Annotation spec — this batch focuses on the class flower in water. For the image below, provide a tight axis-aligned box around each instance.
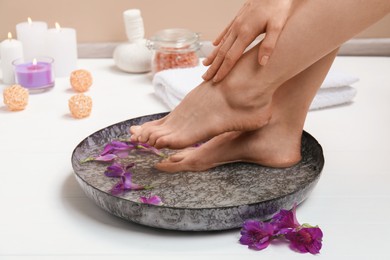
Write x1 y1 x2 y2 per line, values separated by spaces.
285 226 323 254
272 204 300 235
139 194 162 205
100 141 136 158
80 140 165 163
133 142 165 157
104 162 135 177
110 172 147 195
239 220 275 250
94 153 118 162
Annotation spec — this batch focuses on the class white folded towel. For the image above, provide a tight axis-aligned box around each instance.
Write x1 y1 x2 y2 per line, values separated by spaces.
153 64 359 111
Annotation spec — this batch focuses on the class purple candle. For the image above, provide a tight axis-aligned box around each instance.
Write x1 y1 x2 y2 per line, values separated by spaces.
13 57 54 91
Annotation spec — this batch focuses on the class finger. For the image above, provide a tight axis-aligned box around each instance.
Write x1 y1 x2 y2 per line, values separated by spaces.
202 34 237 81
212 36 254 82
203 42 221 66
258 22 284 66
204 28 233 66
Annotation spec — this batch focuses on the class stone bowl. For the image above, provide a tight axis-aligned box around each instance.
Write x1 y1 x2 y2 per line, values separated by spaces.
71 112 324 231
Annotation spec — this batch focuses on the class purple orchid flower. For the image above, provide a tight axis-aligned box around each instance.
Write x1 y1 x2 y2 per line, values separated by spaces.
93 153 118 162
139 195 162 205
285 226 323 254
272 204 300 235
100 141 136 159
132 142 165 157
239 220 275 250
104 162 135 177
81 140 165 163
110 172 147 195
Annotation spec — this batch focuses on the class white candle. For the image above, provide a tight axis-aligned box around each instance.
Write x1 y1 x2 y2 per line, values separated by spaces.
16 17 48 60
45 22 77 77
1 32 24 84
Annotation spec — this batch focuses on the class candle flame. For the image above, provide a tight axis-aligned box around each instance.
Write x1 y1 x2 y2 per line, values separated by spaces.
8 32 12 40
28 17 32 24
55 22 61 31
32 59 37 66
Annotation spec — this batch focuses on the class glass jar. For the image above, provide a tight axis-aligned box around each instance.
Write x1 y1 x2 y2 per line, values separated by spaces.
147 28 201 74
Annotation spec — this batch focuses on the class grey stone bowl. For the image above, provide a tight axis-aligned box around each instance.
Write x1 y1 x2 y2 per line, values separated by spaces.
71 112 324 231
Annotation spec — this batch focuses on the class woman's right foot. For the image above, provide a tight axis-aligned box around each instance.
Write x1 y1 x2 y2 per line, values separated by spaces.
130 43 275 149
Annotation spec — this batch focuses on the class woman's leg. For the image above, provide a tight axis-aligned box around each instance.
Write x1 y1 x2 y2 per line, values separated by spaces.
156 49 339 172
130 0 390 149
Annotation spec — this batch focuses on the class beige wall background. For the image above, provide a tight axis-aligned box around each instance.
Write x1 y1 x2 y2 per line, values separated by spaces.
1 0 389 43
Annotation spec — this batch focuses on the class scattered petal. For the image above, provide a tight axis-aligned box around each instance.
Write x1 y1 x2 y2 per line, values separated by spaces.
94 154 117 162
104 162 125 177
122 172 145 190
100 141 135 156
115 150 130 158
110 182 125 196
140 195 162 205
134 142 166 157
110 172 146 195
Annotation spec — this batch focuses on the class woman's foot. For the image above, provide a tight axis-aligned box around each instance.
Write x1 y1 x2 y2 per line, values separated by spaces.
130 44 275 149
155 122 302 172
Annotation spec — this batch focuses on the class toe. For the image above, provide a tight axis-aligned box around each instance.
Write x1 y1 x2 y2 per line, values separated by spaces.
148 129 171 147
138 124 162 143
129 125 142 141
155 161 186 173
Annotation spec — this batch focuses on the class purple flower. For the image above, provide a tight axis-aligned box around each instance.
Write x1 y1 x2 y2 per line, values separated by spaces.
94 153 118 162
110 172 147 195
81 140 165 163
239 220 275 250
104 162 135 177
100 141 136 159
133 142 165 157
272 204 300 235
139 195 162 205
285 227 323 254
100 141 134 155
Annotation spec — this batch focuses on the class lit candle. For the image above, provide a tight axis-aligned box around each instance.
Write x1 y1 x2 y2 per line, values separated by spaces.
16 17 48 60
45 22 77 77
13 57 54 91
1 32 23 84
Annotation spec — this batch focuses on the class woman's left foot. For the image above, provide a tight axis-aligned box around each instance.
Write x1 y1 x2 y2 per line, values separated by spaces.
155 121 302 172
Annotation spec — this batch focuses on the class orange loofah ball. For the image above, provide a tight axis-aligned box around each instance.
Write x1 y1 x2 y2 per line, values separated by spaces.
68 94 92 119
70 69 93 92
3 84 29 111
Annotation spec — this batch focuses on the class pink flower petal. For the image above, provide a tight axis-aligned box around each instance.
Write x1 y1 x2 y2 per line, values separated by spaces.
140 195 162 205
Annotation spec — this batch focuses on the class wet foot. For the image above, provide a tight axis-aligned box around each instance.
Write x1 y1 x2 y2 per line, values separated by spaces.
155 122 302 172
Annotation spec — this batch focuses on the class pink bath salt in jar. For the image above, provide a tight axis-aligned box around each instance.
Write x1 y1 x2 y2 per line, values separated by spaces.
147 28 201 75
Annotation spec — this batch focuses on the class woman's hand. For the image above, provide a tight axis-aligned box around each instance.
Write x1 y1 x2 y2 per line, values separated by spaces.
202 0 293 82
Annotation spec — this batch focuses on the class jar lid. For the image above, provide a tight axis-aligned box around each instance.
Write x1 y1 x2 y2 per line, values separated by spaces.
148 28 200 50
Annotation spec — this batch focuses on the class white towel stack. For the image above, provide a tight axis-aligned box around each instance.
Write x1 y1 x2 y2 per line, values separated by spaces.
153 63 359 111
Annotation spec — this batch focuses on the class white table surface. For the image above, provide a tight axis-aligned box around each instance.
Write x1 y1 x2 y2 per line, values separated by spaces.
0 57 389 260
